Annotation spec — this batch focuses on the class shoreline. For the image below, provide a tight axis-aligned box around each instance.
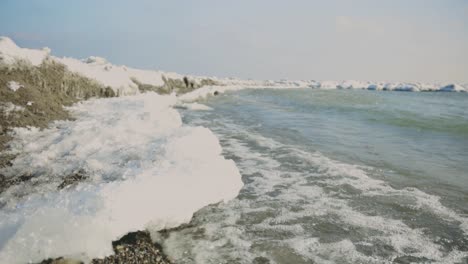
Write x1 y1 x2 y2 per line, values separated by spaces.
0 58 233 263
0 59 219 263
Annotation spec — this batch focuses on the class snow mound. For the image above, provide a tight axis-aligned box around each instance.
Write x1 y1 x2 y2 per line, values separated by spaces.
366 83 382 90
53 56 187 96
439 84 466 92
0 93 243 263
393 83 420 92
0 37 187 95
337 80 368 89
0 37 50 66
318 81 339 89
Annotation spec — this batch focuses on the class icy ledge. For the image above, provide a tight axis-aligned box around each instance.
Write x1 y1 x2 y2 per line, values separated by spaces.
0 93 243 263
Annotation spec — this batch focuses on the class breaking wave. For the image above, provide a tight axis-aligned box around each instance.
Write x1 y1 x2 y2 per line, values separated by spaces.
161 106 468 264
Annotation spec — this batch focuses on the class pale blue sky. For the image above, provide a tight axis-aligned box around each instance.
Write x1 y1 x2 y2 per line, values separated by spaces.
1 0 467 82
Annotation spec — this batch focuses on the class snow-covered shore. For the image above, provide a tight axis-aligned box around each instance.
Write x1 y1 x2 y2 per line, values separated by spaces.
0 93 243 263
1 37 466 94
0 37 246 263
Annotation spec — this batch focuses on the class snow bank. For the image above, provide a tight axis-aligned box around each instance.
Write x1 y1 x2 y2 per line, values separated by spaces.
393 83 420 92
439 84 466 92
366 83 382 90
1 36 465 98
336 80 368 89
309 80 466 92
0 37 187 95
0 37 50 66
53 56 184 95
0 93 243 263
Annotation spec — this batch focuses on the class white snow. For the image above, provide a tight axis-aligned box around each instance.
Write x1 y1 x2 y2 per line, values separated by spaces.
0 37 50 66
6 81 23 92
0 37 186 96
179 85 244 102
366 83 382 90
0 93 243 263
175 102 213 111
0 102 25 116
336 80 368 89
393 83 420 92
1 36 465 95
318 81 339 89
439 83 466 92
54 56 189 95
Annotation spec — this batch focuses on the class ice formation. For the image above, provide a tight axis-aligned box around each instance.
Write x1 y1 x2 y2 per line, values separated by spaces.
0 93 243 263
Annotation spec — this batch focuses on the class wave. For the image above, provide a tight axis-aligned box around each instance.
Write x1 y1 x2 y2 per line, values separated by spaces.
162 112 468 264
0 92 243 263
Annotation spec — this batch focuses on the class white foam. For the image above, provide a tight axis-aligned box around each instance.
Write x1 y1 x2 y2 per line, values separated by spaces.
0 92 243 263
162 115 468 263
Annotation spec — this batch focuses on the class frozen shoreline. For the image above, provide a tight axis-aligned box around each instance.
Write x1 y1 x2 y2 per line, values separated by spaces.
0 93 244 263
1 36 466 96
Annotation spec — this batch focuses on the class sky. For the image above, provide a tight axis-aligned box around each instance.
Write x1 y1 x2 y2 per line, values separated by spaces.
1 0 467 83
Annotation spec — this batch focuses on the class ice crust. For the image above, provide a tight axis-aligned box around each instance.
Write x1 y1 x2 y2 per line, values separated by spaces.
0 93 243 263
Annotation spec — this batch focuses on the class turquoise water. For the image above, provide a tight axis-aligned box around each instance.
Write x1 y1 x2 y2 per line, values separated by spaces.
163 89 468 264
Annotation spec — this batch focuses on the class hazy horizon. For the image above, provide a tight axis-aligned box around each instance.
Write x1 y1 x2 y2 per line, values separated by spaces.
1 0 467 83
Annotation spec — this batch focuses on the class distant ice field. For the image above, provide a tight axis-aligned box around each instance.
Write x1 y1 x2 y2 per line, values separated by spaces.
163 89 468 264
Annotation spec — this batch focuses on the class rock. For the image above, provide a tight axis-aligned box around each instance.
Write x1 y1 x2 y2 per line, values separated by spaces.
91 231 173 264
213 91 219 96
57 169 88 189
253 256 271 264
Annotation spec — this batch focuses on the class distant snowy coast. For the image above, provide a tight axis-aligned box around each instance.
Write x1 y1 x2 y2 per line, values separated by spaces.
0 37 466 96
0 37 467 263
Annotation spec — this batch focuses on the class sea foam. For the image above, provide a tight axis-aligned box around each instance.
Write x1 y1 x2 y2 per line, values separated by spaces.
0 92 243 263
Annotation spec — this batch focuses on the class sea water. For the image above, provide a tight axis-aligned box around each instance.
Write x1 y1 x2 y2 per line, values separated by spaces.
164 89 468 264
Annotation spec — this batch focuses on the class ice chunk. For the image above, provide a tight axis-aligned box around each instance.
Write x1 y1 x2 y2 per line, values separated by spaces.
0 93 243 263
